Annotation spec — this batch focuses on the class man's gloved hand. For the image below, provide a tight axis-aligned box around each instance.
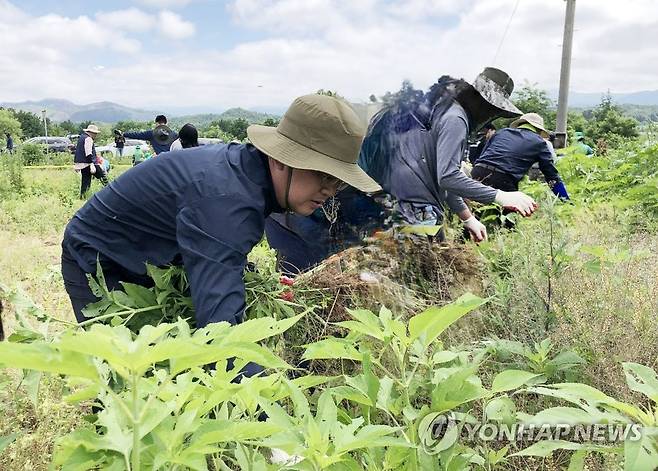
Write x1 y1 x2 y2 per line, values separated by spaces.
462 215 487 242
550 181 570 200
89 163 96 174
494 190 538 217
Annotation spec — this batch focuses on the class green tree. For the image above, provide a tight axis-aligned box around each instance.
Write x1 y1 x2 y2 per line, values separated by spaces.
261 117 280 127
228 117 249 141
380 79 422 105
59 120 79 134
511 83 556 130
203 125 233 142
0 109 23 142
585 93 639 146
566 111 588 140
5 109 43 138
114 120 151 133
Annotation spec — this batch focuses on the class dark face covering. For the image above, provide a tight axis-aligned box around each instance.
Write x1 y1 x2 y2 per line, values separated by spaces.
456 88 504 132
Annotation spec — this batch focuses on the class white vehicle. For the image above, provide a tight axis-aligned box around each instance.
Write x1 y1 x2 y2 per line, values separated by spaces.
198 138 224 146
96 139 151 157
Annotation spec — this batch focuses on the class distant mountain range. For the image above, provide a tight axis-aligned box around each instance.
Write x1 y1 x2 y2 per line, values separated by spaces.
0 99 279 125
547 90 658 107
3 90 658 125
0 99 162 122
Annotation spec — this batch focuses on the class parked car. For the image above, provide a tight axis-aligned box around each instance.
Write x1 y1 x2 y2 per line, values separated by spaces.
24 136 74 153
96 139 151 158
198 138 224 146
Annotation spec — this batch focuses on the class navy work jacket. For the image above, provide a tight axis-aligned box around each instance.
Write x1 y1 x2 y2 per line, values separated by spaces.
124 128 179 154
475 128 561 183
62 143 282 327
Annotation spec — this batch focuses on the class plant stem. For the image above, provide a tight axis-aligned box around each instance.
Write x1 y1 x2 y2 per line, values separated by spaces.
77 305 163 328
131 372 141 471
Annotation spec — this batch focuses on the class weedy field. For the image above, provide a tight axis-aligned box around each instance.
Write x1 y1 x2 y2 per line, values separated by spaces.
0 144 657 470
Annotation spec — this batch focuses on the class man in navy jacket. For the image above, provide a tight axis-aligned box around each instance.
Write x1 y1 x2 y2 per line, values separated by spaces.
123 115 178 154
472 112 570 199
61 95 380 332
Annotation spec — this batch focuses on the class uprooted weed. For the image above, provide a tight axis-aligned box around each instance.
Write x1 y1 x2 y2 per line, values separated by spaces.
279 234 487 376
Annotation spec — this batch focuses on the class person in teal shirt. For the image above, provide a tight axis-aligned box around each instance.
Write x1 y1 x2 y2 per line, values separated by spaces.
574 131 594 156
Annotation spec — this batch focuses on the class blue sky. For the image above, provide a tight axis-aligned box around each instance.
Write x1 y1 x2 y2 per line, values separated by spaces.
1 0 656 114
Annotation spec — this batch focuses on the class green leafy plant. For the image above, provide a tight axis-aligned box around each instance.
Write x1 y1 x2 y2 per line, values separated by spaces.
514 363 658 470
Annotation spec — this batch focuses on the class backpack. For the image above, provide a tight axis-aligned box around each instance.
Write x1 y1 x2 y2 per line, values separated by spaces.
358 76 468 206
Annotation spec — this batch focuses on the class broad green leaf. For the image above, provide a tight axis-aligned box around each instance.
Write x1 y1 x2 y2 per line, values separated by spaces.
7 328 43 343
0 433 18 454
409 294 487 349
120 282 158 307
0 342 98 379
513 440 614 457
624 434 658 471
334 321 385 341
622 362 658 403
330 385 372 407
568 450 587 471
399 225 441 236
65 384 101 403
194 421 281 445
170 342 290 375
491 370 542 393
22 369 42 407
432 351 459 365
431 367 488 413
335 424 405 453
484 396 516 425
302 338 361 362
523 406 604 425
222 314 303 343
342 308 384 340
363 354 380 408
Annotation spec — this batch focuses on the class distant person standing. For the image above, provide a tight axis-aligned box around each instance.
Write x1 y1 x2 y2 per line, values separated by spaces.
169 123 199 151
122 115 178 155
74 125 109 198
5 133 13 153
114 130 126 157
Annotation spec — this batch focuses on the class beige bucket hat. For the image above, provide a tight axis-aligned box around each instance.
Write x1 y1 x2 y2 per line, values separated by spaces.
83 124 100 134
247 94 381 193
511 112 549 136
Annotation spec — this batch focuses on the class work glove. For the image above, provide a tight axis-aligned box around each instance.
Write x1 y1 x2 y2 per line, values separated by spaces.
494 191 537 217
89 163 96 174
462 215 487 242
550 181 570 200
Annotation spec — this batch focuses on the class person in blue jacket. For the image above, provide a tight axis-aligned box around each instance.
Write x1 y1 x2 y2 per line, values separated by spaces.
61 94 380 335
122 114 178 154
472 112 570 199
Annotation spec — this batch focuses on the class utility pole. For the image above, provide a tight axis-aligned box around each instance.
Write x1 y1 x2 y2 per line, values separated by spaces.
41 109 48 140
554 0 576 149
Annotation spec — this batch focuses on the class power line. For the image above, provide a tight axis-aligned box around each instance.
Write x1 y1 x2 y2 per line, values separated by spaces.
491 0 522 65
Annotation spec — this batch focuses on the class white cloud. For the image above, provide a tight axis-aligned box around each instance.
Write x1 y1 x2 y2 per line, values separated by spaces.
157 10 196 39
96 7 156 32
0 0 656 111
137 0 196 8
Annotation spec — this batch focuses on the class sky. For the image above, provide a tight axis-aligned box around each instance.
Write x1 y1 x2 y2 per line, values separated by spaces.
0 0 656 114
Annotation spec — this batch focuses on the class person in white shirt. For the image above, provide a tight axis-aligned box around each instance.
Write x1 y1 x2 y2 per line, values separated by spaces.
169 123 199 151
